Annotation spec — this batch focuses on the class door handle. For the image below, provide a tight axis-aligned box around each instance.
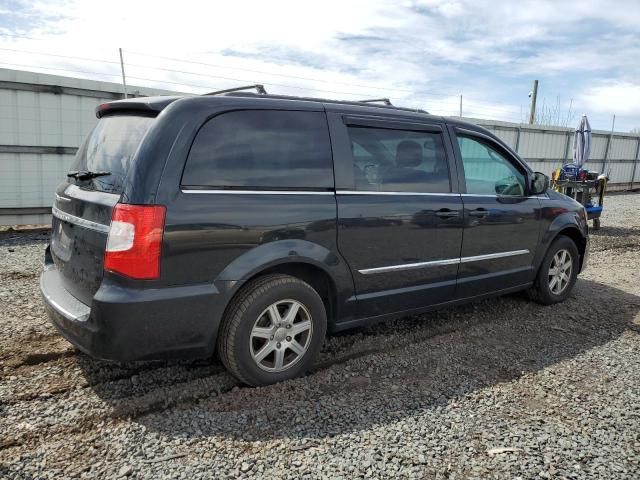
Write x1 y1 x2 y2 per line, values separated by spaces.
435 208 460 218
468 208 489 217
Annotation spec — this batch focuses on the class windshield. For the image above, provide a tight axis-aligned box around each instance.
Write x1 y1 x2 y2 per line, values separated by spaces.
70 115 155 193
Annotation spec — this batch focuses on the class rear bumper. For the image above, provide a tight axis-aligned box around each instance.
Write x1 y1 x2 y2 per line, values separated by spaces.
40 266 228 361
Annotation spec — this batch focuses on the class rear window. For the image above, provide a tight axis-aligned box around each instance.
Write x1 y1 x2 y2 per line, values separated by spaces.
182 110 333 189
70 115 154 193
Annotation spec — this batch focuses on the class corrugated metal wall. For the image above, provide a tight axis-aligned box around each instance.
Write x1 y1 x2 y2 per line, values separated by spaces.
0 68 178 226
469 118 640 188
1 68 639 226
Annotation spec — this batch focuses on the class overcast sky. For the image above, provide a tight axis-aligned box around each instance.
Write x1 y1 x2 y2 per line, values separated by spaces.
1 0 639 131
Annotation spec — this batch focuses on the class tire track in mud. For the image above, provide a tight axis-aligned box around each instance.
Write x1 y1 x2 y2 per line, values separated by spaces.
0 293 565 456
0 307 470 453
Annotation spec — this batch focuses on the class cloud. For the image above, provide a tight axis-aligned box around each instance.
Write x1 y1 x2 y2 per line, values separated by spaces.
0 0 638 129
580 82 640 116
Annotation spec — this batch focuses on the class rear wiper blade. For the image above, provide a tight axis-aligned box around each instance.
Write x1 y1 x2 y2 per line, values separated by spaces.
67 170 111 180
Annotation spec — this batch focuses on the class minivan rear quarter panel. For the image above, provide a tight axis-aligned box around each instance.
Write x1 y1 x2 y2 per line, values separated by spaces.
151 98 356 321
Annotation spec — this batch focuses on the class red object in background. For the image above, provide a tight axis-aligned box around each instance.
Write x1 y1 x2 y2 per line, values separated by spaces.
578 170 587 182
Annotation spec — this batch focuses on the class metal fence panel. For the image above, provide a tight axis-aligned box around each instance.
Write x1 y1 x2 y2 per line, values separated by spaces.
607 160 635 184
518 130 566 159
609 137 638 159
484 127 519 150
589 135 608 160
0 67 178 225
0 152 76 208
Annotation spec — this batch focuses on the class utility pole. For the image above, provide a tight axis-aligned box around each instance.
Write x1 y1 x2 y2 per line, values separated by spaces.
119 48 128 99
459 94 462 117
528 79 538 124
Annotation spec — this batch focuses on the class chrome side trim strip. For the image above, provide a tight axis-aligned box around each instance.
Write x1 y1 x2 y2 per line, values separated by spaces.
458 249 530 263
460 193 549 200
338 190 460 197
51 206 110 234
180 189 549 199
359 258 460 275
181 189 334 195
358 249 530 275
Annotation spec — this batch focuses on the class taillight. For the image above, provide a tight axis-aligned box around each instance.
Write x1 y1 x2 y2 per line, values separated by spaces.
104 204 166 279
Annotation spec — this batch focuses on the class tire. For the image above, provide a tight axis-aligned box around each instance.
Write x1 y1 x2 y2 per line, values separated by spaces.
593 218 601 230
527 236 579 305
217 274 327 386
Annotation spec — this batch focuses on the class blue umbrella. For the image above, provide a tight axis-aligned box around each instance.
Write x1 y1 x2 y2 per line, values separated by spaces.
573 114 592 168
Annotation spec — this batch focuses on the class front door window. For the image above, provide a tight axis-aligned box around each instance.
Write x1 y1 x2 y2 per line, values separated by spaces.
457 136 525 196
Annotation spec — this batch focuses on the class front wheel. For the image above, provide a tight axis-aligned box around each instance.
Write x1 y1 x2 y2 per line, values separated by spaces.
528 236 579 305
218 274 327 386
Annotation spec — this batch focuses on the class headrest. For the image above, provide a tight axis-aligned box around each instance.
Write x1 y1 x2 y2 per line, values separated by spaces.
396 140 422 167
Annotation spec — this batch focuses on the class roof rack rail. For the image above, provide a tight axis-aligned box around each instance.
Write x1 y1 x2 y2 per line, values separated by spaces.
203 84 267 96
210 90 428 114
358 98 393 106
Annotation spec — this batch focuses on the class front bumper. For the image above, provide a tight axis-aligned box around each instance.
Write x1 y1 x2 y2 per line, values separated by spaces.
40 266 228 361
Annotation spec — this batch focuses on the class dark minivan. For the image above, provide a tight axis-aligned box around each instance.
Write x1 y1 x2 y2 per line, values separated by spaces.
41 89 589 386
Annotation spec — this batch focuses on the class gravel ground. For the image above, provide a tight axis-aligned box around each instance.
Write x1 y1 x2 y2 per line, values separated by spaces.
1 194 639 479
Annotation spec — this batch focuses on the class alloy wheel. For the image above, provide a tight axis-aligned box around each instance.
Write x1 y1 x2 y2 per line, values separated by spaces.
249 299 313 372
548 248 573 295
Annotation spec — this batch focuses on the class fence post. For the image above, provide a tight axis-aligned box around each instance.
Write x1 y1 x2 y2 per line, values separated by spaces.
515 126 521 153
631 137 640 191
602 133 613 174
563 130 571 166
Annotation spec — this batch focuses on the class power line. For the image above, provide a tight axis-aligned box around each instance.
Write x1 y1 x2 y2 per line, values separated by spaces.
0 52 525 118
0 61 367 98
0 43 525 111
122 61 380 97
0 41 483 99
125 49 422 95
125 49 493 99
0 47 121 66
0 61 122 79
0 33 602 118
0 60 526 116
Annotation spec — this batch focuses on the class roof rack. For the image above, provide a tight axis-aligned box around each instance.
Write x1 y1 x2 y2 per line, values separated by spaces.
358 98 393 106
217 90 428 114
203 84 267 96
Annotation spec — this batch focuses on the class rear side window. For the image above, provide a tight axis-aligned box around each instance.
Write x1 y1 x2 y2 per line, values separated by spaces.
71 115 155 193
346 126 451 193
182 110 333 189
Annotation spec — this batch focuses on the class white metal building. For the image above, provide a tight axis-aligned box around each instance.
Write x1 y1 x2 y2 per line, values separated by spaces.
0 68 178 226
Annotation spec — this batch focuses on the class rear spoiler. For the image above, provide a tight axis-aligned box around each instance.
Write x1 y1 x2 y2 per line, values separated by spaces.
96 96 183 118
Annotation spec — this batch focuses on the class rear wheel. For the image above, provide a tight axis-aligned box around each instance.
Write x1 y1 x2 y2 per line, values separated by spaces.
218 274 326 386
528 236 579 305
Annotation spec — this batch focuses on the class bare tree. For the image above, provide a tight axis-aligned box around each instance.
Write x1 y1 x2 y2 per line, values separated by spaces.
527 96 576 127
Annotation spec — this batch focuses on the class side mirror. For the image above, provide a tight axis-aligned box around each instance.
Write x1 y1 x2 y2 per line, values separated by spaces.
530 172 550 195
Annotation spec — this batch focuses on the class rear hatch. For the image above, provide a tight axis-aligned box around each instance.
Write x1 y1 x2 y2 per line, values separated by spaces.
50 114 155 305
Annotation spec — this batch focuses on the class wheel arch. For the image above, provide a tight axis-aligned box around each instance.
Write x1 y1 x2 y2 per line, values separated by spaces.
541 224 587 273
242 262 337 326
214 240 354 332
